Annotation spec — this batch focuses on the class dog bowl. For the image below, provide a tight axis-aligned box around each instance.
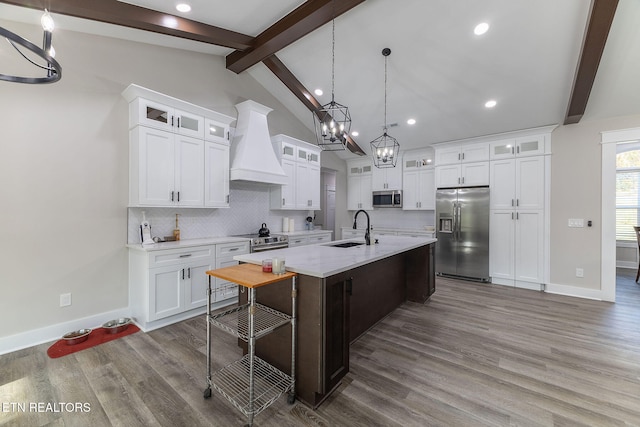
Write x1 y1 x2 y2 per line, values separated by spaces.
62 328 92 345
102 317 131 334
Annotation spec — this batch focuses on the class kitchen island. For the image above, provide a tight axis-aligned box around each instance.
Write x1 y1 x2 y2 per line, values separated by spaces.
233 235 436 408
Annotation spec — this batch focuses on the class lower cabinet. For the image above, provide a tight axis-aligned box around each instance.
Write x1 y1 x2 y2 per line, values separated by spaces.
490 209 544 288
129 241 249 330
287 232 332 247
323 272 351 397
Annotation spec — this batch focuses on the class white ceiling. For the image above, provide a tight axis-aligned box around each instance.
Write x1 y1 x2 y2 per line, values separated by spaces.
3 0 639 160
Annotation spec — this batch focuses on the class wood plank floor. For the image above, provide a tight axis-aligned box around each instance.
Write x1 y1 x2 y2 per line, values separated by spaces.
2 273 640 426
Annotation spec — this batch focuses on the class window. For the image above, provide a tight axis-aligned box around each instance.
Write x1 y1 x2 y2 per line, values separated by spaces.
616 147 640 242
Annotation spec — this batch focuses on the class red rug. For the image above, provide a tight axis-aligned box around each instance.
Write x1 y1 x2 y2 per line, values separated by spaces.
47 325 140 359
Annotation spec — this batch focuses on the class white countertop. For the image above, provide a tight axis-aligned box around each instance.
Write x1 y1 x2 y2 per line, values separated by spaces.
282 229 332 236
127 237 250 252
234 235 436 278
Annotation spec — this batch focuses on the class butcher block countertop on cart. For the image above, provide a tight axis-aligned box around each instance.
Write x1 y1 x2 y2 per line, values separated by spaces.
232 235 437 408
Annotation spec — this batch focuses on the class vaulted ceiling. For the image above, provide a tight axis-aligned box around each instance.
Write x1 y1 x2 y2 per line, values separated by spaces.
2 0 638 160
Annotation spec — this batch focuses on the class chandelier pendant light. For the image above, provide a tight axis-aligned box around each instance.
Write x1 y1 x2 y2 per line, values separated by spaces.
0 9 62 84
313 2 351 151
370 48 400 168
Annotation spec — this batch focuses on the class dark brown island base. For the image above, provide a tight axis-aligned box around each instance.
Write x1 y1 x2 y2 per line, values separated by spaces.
234 236 436 408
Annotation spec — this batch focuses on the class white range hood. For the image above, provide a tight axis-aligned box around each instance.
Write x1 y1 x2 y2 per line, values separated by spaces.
229 100 288 185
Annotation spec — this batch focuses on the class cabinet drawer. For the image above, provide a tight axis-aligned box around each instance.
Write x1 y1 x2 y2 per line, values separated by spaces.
288 236 309 247
149 246 215 268
216 241 250 258
308 233 332 244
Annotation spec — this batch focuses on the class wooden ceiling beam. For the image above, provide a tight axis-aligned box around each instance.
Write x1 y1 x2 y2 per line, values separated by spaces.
226 0 365 74
564 0 619 124
0 0 253 50
263 55 366 155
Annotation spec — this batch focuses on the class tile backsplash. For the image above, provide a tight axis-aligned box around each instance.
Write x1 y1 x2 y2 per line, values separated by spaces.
127 181 309 244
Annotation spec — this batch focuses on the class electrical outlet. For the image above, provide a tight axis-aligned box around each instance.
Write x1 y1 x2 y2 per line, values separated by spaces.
568 219 584 228
576 268 584 278
60 293 72 307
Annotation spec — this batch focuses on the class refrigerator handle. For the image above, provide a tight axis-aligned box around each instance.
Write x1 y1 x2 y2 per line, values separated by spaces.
456 202 462 241
452 202 458 241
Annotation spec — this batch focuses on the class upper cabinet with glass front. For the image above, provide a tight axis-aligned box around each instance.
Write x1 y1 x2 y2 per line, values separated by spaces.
489 134 548 160
131 98 204 139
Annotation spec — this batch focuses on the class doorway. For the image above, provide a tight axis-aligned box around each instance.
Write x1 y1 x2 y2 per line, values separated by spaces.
320 168 337 239
602 127 640 302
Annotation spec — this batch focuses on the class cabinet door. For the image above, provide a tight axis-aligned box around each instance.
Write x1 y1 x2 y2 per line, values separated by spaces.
371 167 387 191
174 109 204 138
490 139 516 160
308 164 321 210
461 162 489 186
288 236 309 247
359 174 373 210
280 140 296 161
137 126 175 206
516 135 545 157
279 159 296 209
148 265 183 321
204 118 229 144
419 168 435 210
204 141 230 208
295 161 311 209
461 143 489 163
490 159 516 209
347 175 360 210
185 261 213 310
515 156 544 210
435 164 461 188
402 171 420 210
137 99 174 132
323 275 350 394
489 210 515 284
515 210 544 283
174 135 204 207
435 146 461 165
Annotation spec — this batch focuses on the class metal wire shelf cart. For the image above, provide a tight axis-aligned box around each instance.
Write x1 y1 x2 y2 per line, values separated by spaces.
204 264 297 427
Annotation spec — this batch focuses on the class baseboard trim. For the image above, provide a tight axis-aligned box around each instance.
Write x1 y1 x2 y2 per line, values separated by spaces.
0 308 131 356
544 282 605 301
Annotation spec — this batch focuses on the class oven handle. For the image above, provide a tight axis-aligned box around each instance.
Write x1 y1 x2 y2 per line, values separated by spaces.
251 244 289 253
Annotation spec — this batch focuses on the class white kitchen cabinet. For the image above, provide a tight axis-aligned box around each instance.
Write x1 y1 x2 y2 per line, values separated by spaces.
435 161 489 188
270 135 321 210
490 156 544 210
490 209 544 287
435 142 489 165
489 134 547 160
347 159 373 211
403 167 435 210
129 240 249 330
372 161 403 191
204 141 230 208
287 231 332 247
129 126 204 207
213 241 250 301
130 97 205 139
123 85 235 209
146 245 215 322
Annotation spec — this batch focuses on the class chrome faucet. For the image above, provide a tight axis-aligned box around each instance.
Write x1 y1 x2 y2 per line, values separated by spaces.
353 209 371 245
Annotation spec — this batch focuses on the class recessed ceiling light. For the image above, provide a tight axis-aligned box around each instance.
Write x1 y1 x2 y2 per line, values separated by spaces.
407 118 416 125
314 89 323 96
351 131 359 137
474 22 490 36
163 16 178 28
176 3 191 13
485 99 497 108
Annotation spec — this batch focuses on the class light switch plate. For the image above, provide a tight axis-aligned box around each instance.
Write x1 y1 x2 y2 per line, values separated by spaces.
60 293 71 307
568 218 584 228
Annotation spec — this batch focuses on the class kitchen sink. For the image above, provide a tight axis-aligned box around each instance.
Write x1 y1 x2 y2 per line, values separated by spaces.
330 242 365 248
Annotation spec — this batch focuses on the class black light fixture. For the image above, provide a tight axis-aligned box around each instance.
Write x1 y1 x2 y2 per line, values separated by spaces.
0 9 62 84
312 1 351 151
370 48 400 168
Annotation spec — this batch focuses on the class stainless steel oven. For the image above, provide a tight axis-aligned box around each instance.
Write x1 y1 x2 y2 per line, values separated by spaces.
232 234 289 252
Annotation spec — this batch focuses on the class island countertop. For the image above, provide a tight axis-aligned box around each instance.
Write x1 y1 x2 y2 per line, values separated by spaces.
234 235 436 278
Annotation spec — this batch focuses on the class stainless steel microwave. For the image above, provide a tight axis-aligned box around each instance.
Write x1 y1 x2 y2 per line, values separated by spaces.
372 190 402 208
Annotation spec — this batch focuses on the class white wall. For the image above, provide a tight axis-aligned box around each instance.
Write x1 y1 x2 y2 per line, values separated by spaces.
549 113 640 292
0 19 320 346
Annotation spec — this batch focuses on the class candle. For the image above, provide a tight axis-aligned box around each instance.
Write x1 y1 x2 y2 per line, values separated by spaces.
272 257 286 274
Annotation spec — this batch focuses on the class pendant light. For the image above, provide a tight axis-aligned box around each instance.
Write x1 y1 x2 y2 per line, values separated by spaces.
0 9 62 84
312 1 351 151
370 48 400 168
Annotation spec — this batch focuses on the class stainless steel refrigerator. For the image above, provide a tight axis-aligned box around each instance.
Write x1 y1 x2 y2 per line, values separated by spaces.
435 186 490 282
